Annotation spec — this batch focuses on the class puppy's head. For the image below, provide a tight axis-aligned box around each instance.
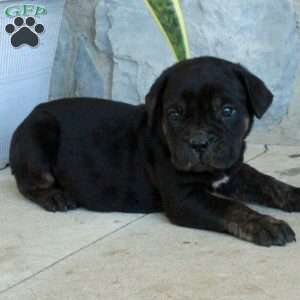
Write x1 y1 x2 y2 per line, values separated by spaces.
146 57 273 172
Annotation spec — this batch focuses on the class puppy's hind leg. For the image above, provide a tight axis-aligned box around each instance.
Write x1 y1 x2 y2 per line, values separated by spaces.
10 110 77 212
17 172 77 212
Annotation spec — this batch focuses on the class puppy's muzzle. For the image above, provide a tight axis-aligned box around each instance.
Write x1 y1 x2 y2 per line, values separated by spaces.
188 132 217 154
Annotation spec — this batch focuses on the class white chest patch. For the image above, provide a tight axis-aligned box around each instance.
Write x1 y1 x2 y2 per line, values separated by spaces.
212 176 230 190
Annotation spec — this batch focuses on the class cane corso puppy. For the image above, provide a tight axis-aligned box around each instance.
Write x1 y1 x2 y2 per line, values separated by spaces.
10 56 300 246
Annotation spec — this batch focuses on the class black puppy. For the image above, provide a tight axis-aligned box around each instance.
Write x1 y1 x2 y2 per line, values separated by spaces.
10 57 300 246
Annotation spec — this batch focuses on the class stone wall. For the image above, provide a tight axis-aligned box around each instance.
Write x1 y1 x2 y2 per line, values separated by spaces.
50 0 300 145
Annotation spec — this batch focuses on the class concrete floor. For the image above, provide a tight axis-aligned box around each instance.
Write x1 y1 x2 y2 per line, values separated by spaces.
1 145 300 300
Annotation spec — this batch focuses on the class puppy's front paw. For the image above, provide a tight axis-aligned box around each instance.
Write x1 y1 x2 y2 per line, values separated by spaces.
229 216 296 247
42 191 77 212
281 187 300 212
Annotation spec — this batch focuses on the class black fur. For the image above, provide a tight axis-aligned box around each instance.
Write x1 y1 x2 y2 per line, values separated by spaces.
10 57 300 246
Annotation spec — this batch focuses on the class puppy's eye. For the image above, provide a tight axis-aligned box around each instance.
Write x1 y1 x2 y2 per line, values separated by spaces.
168 109 184 122
222 105 236 118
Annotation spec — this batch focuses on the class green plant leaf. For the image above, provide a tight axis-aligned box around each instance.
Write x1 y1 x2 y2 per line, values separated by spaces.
145 0 190 61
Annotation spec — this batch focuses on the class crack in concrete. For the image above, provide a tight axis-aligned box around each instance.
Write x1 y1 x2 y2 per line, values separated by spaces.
246 144 269 163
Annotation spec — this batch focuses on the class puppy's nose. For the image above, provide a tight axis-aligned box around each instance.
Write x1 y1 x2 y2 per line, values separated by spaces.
189 135 209 152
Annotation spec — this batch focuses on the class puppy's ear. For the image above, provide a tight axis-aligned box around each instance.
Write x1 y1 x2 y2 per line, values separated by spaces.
145 69 170 127
236 65 273 119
